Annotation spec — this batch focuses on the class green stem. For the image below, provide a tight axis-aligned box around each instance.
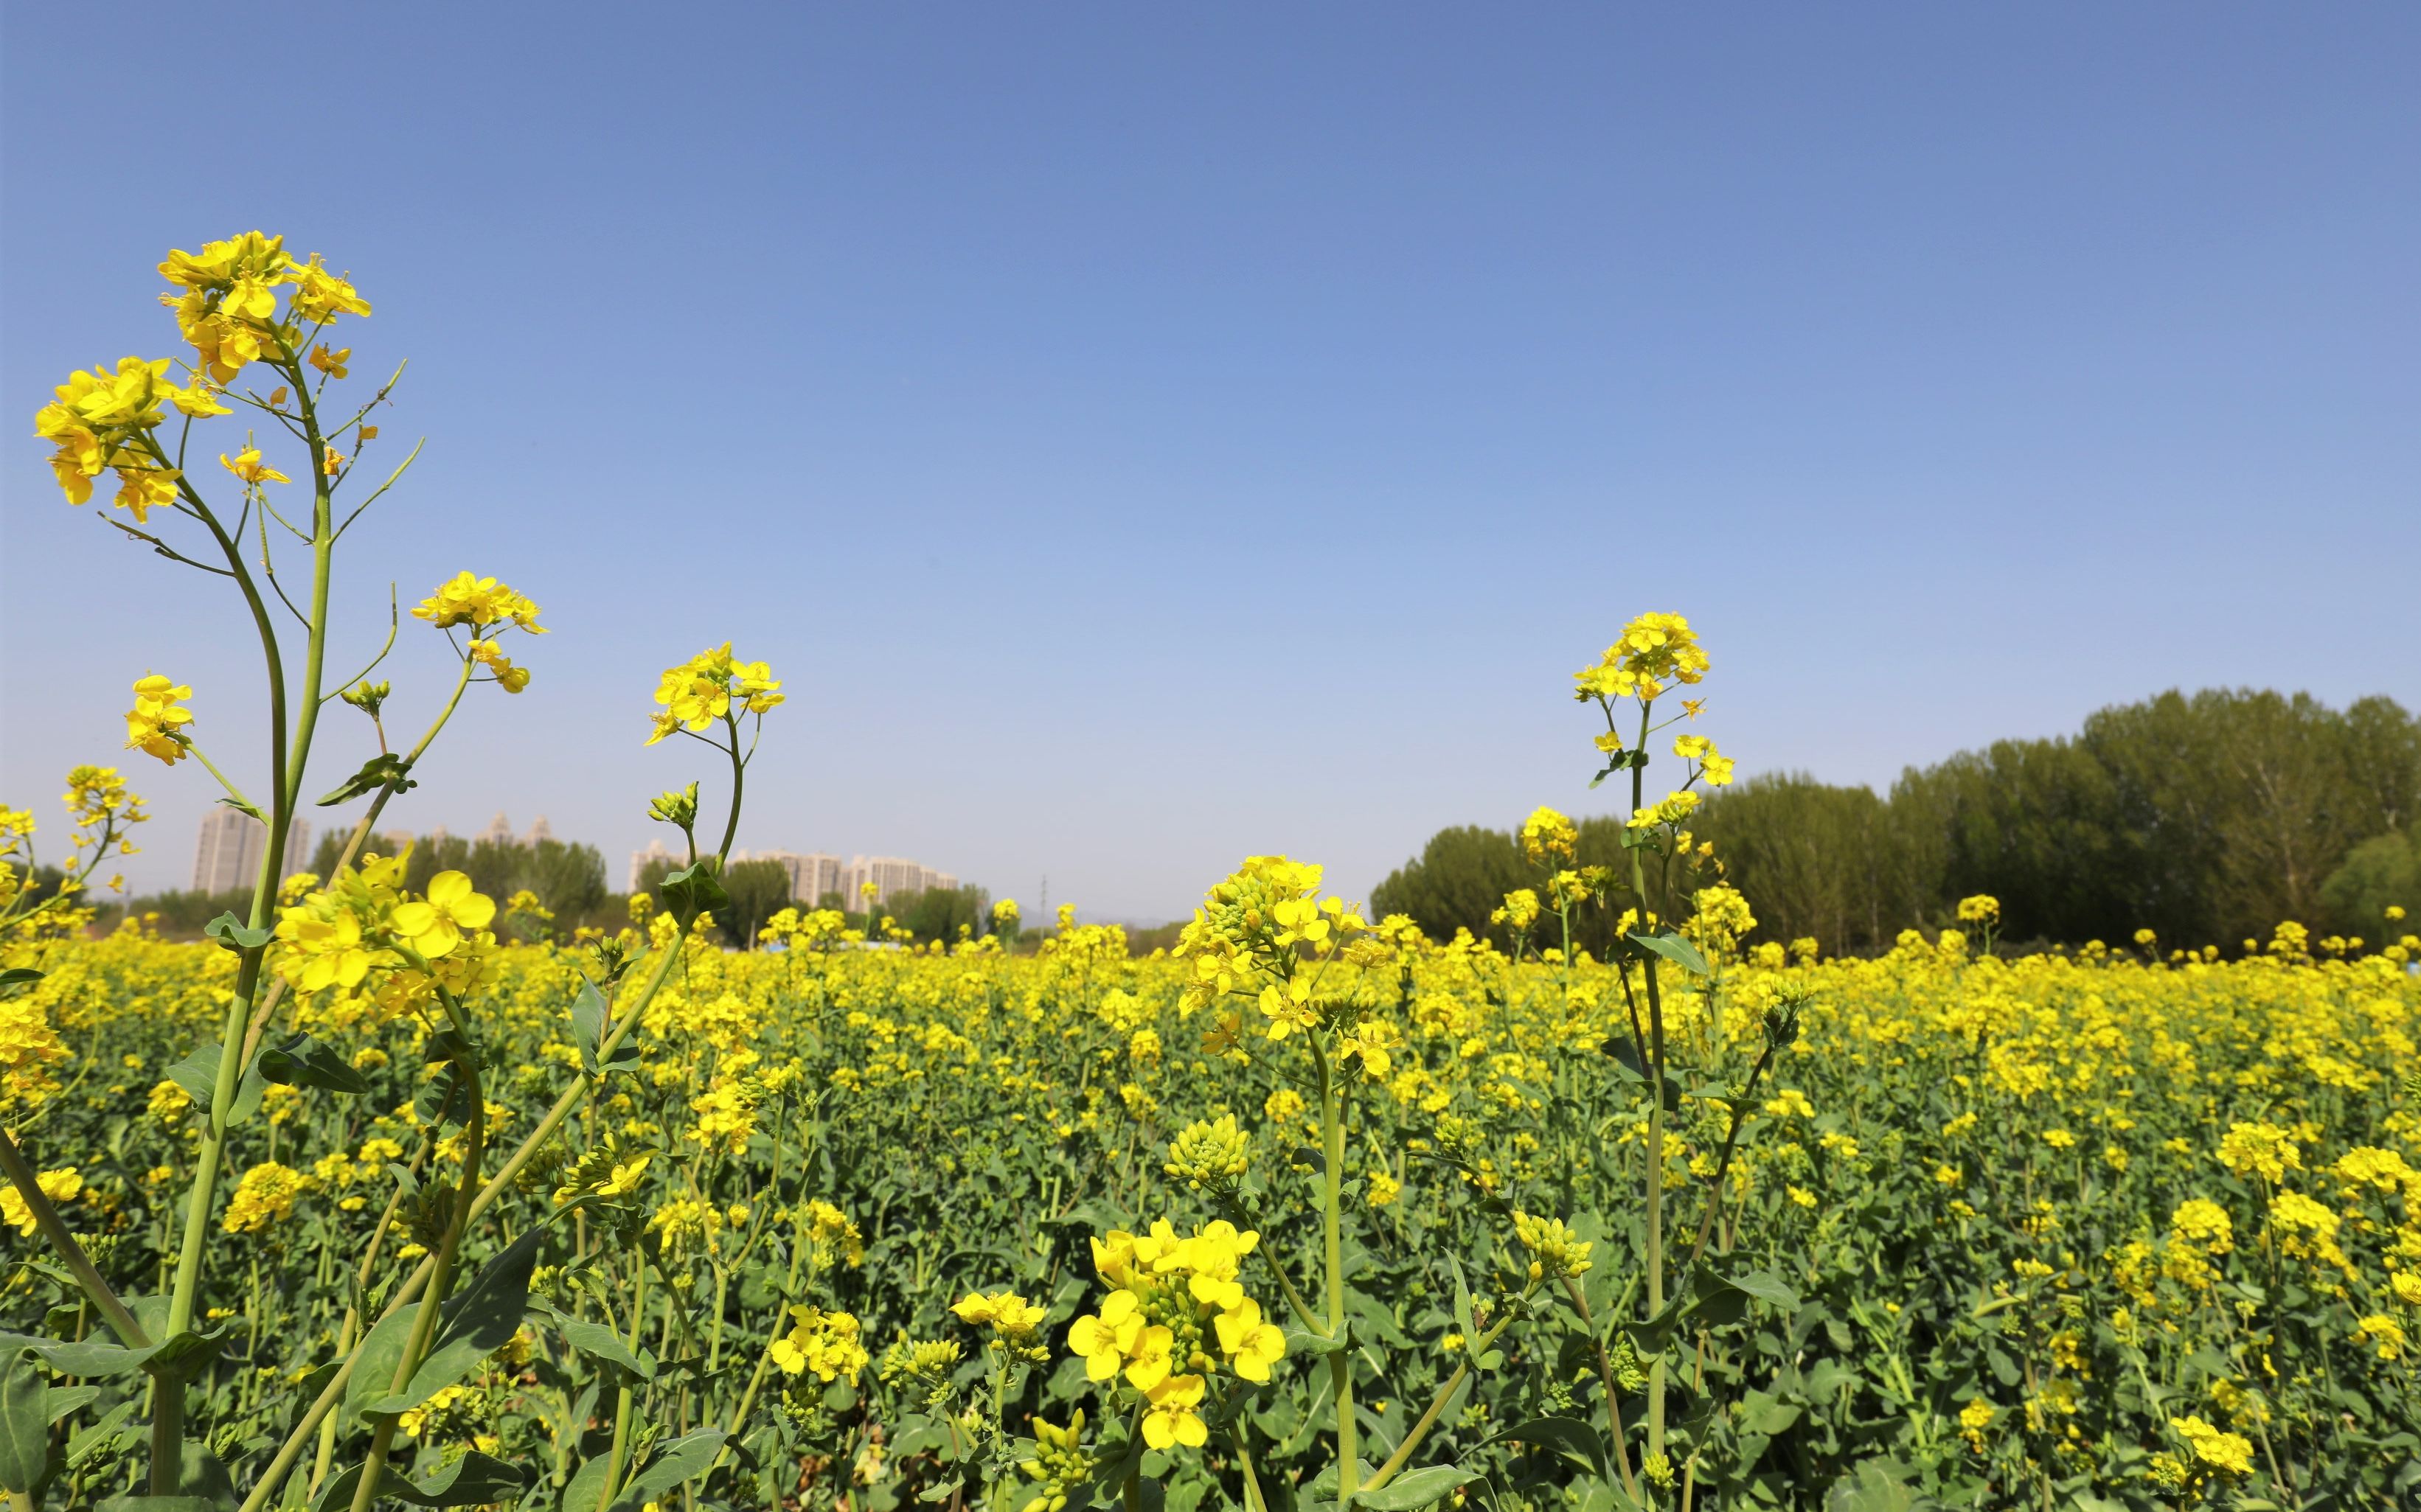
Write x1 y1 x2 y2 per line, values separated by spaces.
1361 1286 1532 1494
597 1255 647 1512
240 656 476 1065
350 1020 484 1512
1314 1041 1358 1506
0 1124 148 1348
1626 698 1670 1460
1563 1275 1640 1499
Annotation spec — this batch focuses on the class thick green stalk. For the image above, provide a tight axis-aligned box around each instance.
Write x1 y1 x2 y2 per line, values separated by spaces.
0 1125 147 1348
597 1255 647 1512
1315 1042 1357 1506
1625 699 1669 1460
350 1037 484 1512
153 450 299 1494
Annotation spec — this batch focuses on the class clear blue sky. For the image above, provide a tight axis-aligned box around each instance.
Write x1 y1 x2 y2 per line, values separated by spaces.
4 4 2416 921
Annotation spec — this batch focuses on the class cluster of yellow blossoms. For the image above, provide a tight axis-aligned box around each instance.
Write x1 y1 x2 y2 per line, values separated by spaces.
951 1289 1051 1362
770 1305 872 1384
271 857 499 1016
411 572 547 692
1068 1219 1286 1449
647 643 784 745
1172 856 1370 1034
1572 611 1708 711
222 1160 309 1236
33 231 370 520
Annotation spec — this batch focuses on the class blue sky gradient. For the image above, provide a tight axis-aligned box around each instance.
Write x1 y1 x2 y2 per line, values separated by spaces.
4 4 2416 919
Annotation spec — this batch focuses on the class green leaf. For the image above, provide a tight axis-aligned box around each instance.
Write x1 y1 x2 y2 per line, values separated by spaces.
166 1043 267 1126
1627 929 1711 978
0 968 41 995
559 1454 614 1512
658 860 730 933
1624 1287 1691 1358
0 1348 49 1494
215 795 265 823
97 1500 223 1511
115 1297 236 1383
256 1031 369 1095
412 1063 472 1130
1727 1269 1800 1312
0 1330 140 1379
371 1229 543 1415
562 1319 656 1382
316 752 415 807
344 1310 417 1425
66 1399 136 1468
1448 1256 1476 1344
1358 1464 1479 1511
313 1452 532 1510
608 1431 728 1512
45 1384 98 1424
1282 1324 1345 1358
572 978 608 1074
1476 1416 1607 1480
201 912 272 952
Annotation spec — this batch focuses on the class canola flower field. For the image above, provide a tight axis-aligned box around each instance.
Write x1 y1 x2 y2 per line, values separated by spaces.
5 229 2421 1512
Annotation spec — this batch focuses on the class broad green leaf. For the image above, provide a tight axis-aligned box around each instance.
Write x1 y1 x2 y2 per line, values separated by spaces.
371 1229 543 1415
165 1043 266 1126
1476 1415 1606 1480
0 1330 140 1379
1358 1464 1479 1511
562 1318 656 1382
66 1399 136 1468
1728 1269 1800 1312
312 1452 531 1510
559 1453 614 1512
0 968 41 994
1623 1288 1690 1358
0 1349 47 1494
1283 1323 1344 1358
608 1431 727 1512
572 977 608 1074
44 1384 97 1423
1627 929 1711 977
256 1031 369 1095
344 1309 417 1424
659 860 730 933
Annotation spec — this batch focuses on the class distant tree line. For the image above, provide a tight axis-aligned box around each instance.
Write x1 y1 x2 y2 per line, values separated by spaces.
310 831 614 933
1370 689 2421 954
628 854 996 950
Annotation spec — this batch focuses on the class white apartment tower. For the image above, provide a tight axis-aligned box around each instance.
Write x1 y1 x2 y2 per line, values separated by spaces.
843 855 959 907
736 850 846 907
627 837 682 893
192 809 313 894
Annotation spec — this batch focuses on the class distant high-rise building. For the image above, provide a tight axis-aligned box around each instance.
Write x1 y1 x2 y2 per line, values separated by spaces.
737 850 845 906
479 812 515 847
525 815 553 844
628 837 681 893
192 809 313 894
842 855 960 908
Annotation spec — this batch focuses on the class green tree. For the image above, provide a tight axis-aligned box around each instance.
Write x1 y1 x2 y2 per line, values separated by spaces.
1367 824 1530 945
2320 826 2421 937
